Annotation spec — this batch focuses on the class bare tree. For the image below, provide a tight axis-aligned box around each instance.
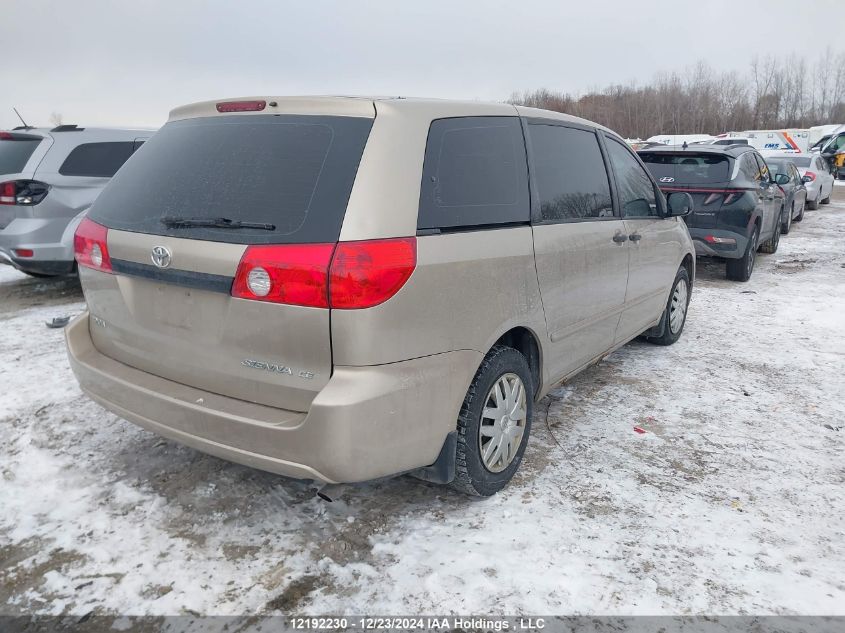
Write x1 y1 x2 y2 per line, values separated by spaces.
508 51 845 138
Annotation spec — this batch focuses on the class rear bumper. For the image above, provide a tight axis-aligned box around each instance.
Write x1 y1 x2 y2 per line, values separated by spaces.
689 228 748 259
0 216 76 275
66 312 481 484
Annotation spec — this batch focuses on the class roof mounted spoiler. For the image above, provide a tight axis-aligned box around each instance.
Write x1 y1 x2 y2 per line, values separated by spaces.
51 124 84 132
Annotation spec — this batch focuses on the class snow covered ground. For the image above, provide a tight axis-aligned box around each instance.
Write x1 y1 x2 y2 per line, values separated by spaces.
2 192 844 618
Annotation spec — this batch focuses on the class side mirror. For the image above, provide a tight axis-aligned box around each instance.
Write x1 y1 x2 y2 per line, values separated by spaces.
802 175 812 184
666 192 693 217
775 173 790 185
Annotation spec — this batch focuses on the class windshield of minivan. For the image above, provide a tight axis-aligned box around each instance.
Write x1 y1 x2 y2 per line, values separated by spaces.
0 137 42 175
89 115 373 245
639 152 731 184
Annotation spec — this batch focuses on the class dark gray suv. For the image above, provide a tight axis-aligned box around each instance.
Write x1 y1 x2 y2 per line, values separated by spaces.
639 144 785 282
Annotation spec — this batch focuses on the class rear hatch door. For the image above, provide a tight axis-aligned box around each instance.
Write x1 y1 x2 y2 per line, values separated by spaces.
639 151 733 229
84 109 374 411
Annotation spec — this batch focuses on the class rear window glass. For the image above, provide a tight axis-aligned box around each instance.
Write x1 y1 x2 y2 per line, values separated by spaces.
89 115 373 245
418 117 529 230
59 142 137 177
0 137 42 175
782 156 811 168
639 153 731 184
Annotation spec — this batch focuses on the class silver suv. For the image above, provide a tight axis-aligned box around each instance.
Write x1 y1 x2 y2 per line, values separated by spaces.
66 97 695 495
0 125 150 276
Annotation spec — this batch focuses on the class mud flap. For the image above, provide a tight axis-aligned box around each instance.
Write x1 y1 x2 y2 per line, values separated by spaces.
408 431 457 484
643 310 667 339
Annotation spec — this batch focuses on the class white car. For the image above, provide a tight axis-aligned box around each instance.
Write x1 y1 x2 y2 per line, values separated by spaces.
762 151 834 209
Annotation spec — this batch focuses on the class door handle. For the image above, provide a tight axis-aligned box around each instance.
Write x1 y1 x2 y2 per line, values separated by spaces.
629 233 642 242
612 232 628 243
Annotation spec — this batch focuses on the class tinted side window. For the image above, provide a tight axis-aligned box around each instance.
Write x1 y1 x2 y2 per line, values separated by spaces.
754 154 770 181
605 137 657 217
528 124 613 221
739 154 760 182
59 142 137 177
418 117 529 230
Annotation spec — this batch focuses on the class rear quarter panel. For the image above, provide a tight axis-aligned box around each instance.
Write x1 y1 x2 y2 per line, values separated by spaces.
331 227 546 367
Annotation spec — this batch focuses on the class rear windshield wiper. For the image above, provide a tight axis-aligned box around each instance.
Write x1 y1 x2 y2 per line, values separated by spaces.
160 216 276 231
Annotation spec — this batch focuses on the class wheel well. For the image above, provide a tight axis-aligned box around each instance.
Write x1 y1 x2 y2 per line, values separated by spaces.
494 327 541 397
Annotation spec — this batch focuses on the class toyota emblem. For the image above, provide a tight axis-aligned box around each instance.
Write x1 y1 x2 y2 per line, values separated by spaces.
151 245 172 269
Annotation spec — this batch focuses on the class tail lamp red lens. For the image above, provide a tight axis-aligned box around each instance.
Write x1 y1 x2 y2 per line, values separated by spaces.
232 243 336 308
232 238 417 309
329 238 416 309
74 218 112 272
216 100 266 113
0 181 15 204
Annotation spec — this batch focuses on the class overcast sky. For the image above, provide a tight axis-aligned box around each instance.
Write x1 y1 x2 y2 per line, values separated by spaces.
1 0 841 130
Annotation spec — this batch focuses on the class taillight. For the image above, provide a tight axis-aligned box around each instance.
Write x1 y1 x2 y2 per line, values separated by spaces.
0 180 50 205
329 238 416 309
804 171 816 182
0 181 14 204
74 218 112 272
703 193 722 205
232 243 335 308
231 237 417 310
216 100 266 113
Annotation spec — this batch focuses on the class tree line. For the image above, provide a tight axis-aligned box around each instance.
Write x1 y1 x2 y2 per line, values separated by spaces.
508 49 845 140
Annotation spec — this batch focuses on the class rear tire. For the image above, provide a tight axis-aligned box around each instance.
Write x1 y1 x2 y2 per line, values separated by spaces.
759 212 781 254
451 345 533 497
646 267 690 346
726 225 758 282
807 193 819 210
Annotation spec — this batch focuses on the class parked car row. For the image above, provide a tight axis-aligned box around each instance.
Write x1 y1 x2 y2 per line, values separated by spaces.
637 143 830 281
0 97 831 496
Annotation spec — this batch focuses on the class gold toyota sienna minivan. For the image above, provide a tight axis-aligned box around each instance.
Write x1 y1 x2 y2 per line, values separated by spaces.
66 97 695 496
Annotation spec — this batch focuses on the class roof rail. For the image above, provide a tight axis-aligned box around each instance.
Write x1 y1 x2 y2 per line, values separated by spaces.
51 124 84 132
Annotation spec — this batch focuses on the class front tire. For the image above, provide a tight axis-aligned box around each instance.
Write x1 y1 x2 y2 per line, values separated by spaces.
782 204 793 234
759 213 781 254
820 191 831 205
451 345 533 497
795 200 805 222
726 225 758 282
646 267 690 346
